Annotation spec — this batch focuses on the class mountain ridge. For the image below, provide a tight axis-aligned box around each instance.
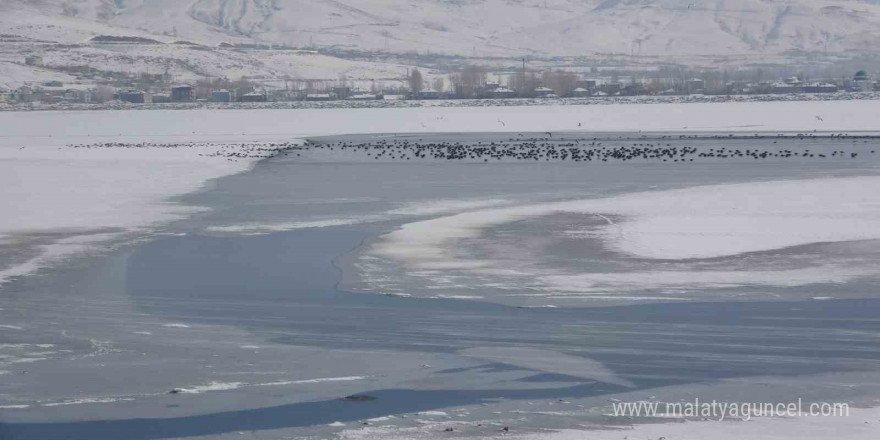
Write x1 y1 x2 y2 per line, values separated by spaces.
3 0 880 61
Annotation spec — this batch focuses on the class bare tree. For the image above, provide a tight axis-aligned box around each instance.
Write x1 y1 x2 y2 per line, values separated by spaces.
431 77 445 92
94 85 116 103
450 65 486 98
509 70 540 97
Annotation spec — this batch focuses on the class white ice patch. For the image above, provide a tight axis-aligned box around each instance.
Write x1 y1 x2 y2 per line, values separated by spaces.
204 199 513 236
173 381 244 394
388 199 513 216
256 376 366 386
204 217 384 235
538 264 867 294
0 232 123 285
460 347 635 388
162 323 191 328
376 176 880 262
366 176 880 297
41 398 135 407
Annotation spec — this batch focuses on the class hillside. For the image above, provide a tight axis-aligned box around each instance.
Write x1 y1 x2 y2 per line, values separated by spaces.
3 0 880 59
2 0 880 92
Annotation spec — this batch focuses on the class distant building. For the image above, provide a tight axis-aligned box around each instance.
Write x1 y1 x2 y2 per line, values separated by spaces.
771 82 800 94
349 93 379 100
724 81 751 94
12 86 34 102
571 87 591 97
25 55 43 66
239 91 268 102
118 90 148 104
853 70 872 92
151 94 172 104
305 93 332 101
802 82 838 94
210 90 234 103
332 86 352 100
170 86 194 102
417 89 441 99
489 87 516 99
534 86 555 97
685 78 705 94
577 79 598 90
599 83 622 95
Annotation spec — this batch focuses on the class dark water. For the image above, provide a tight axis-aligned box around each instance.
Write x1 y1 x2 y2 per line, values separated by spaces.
3 133 880 439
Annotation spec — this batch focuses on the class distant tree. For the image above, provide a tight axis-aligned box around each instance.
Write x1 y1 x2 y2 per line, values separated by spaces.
432 77 445 92
408 68 424 93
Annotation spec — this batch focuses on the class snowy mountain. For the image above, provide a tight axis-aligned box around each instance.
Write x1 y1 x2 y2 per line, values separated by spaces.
4 0 880 59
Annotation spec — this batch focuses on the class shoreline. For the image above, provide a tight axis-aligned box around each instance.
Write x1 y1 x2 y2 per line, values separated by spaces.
2 91 880 113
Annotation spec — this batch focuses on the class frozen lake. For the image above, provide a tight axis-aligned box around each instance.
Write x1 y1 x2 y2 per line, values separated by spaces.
2 131 880 439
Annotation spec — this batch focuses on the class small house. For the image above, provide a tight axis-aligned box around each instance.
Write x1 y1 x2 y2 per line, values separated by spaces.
490 87 516 99
118 90 147 103
571 87 591 97
119 90 148 104
534 86 555 97
239 91 268 102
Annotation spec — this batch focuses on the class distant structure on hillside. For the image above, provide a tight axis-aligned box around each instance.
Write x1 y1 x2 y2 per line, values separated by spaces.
24 55 44 66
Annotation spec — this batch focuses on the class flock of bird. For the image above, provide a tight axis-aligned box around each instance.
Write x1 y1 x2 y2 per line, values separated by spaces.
64 134 879 164
66 141 302 160
305 134 878 164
